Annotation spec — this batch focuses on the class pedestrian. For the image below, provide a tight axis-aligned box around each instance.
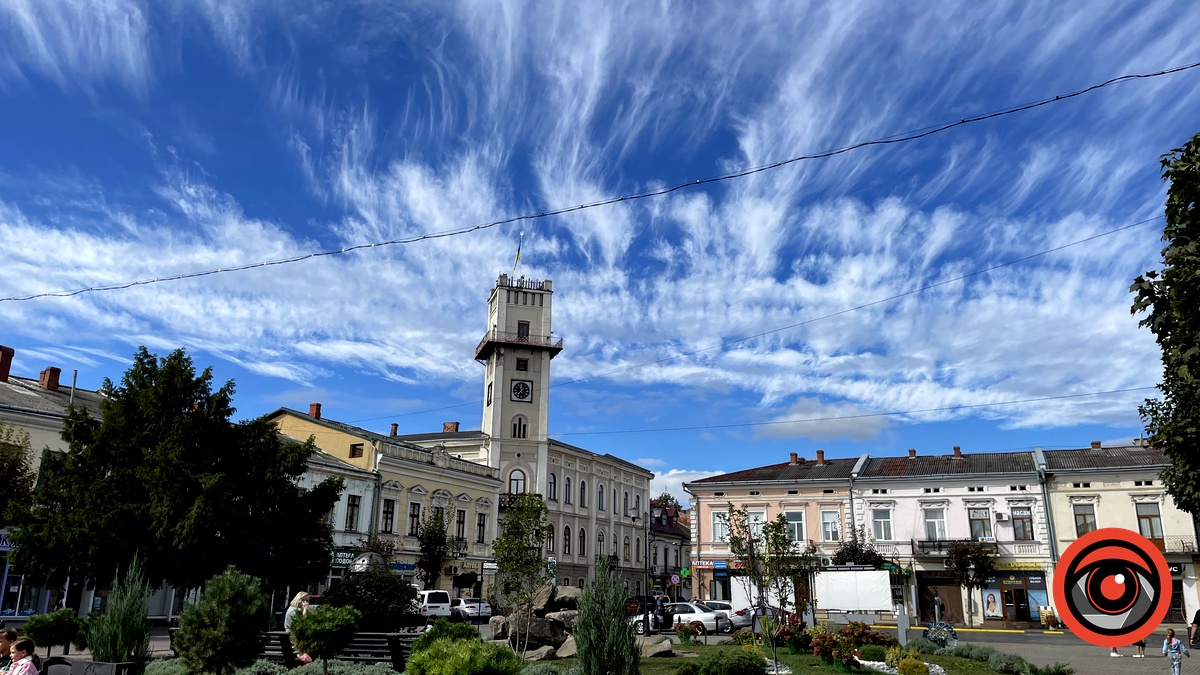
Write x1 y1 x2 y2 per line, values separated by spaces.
7 638 39 675
284 592 310 631
1191 608 1200 648
1134 638 1147 658
1164 628 1191 675
1111 646 1122 657
0 628 17 674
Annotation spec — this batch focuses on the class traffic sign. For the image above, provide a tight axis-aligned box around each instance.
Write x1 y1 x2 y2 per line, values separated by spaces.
671 574 681 584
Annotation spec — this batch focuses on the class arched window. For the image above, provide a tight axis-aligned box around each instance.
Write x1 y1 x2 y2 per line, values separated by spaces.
580 481 588 508
598 485 605 510
623 535 631 560
636 537 641 562
623 492 629 515
597 530 605 554
546 524 555 552
635 494 641 513
578 528 586 556
511 415 528 439
547 473 557 501
509 469 526 494
563 477 572 504
563 525 572 555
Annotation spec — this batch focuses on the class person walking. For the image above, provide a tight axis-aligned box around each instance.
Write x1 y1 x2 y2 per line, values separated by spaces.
1164 628 1191 675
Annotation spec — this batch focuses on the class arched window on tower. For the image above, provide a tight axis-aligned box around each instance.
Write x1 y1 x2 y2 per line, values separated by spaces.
578 528 586 556
598 485 605 510
509 469 526 494
511 415 528 439
635 494 641 513
580 481 588 508
598 530 605 556
623 535 631 561
546 524 555 552
547 473 557 501
636 537 641 562
563 525 572 555
623 491 629 515
565 477 572 504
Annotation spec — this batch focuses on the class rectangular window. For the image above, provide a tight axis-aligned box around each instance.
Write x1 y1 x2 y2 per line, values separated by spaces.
785 511 805 543
747 511 766 539
924 509 947 540
382 498 396 534
517 321 530 339
821 510 841 542
871 488 889 495
434 506 446 529
486 383 492 405
969 508 992 539
1073 503 1096 536
712 512 729 543
476 513 488 543
967 486 985 493
1137 503 1164 539
456 509 467 539
1012 507 1033 541
349 443 364 459
872 509 893 541
345 495 361 532
923 487 942 494
408 503 422 536
516 358 529 371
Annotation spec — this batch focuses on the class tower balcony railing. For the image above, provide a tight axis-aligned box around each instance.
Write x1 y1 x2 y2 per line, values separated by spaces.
475 330 564 361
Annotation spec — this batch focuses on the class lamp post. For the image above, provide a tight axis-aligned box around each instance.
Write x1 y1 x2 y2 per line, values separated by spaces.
631 511 652 632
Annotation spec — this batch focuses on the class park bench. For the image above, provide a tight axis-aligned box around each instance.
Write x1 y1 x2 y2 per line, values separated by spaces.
257 630 418 671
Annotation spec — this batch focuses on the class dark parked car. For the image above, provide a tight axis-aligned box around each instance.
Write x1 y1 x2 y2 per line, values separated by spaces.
625 595 658 615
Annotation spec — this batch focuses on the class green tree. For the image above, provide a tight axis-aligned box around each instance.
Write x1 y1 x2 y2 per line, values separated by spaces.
291 605 361 675
321 568 418 631
86 556 152 675
831 526 886 568
946 541 997 627
416 508 450 590
492 493 550 655
0 421 35 528
23 608 80 657
174 566 270 675
8 347 343 590
650 492 680 511
575 557 639 675
1132 131 1200 514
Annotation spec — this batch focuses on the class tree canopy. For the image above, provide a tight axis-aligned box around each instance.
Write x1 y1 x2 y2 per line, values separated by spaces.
0 421 35 529
492 493 550 655
724 507 818 618
946 541 997 627
9 347 343 590
415 507 450 590
650 492 680 511
1132 131 1200 514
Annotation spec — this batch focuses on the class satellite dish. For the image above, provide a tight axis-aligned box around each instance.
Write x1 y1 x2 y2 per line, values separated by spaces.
349 552 386 573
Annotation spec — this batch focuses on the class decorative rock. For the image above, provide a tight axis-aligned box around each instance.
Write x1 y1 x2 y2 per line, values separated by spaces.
531 584 556 616
525 646 558 661
556 635 578 658
641 639 674 658
489 615 508 640
544 610 579 632
507 615 568 648
550 585 582 610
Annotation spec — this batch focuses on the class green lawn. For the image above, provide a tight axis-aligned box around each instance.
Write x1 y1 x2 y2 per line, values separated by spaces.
539 643 998 675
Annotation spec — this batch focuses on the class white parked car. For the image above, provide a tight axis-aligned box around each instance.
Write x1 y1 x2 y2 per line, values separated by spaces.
631 602 730 635
701 601 753 631
450 597 493 623
417 590 452 617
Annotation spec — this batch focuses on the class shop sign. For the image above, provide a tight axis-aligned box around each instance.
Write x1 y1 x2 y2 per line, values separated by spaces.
1000 573 1025 588
483 562 498 573
693 561 714 569
1169 563 1185 576
714 570 729 578
994 561 1044 571
330 549 357 568
0 534 14 552
1027 573 1046 589
713 561 728 569
392 563 416 571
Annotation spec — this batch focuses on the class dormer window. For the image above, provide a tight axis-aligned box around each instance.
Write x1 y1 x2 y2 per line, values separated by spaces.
350 443 364 458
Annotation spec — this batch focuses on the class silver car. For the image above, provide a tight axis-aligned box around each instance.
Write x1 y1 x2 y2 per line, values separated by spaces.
700 601 753 631
631 602 730 635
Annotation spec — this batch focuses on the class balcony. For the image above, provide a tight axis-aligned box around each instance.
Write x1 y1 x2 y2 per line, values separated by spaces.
450 537 469 558
912 539 998 555
499 492 544 509
475 330 564 362
873 541 914 557
1150 535 1197 554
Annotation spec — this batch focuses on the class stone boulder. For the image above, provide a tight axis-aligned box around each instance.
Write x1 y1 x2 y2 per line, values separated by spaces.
550 585 582 610
507 615 568 649
641 638 674 658
524 646 558 661
489 615 508 640
531 584 555 616
556 635 578 659
544 610 579 632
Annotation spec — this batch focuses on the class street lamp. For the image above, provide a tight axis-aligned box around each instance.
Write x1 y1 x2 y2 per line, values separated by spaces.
631 511 651 633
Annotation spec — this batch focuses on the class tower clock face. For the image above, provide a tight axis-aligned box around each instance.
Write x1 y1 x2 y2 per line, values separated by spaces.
511 380 533 401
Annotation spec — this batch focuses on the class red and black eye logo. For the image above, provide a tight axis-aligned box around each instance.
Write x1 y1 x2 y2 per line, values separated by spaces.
1052 527 1171 647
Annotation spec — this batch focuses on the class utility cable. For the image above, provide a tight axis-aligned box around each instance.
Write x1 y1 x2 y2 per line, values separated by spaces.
2 61 1196 304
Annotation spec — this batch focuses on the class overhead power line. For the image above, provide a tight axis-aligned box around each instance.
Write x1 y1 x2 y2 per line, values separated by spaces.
3 61 1196 304
346 215 1161 423
551 387 1157 437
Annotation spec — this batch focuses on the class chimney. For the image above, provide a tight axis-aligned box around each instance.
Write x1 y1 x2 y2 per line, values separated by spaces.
816 449 825 465
309 402 322 419
443 421 460 433
390 423 399 436
952 445 962 459
39 366 61 392
908 448 917 459
1090 440 1102 449
0 346 13 383
789 452 798 465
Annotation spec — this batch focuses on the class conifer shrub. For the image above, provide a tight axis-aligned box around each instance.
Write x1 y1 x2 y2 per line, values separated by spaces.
410 618 480 654
574 560 638 675
174 566 269 675
987 651 1030 674
145 659 190 675
697 649 768 675
88 557 153 675
291 606 361 675
405 637 523 675
674 662 701 675
520 664 560 675
860 645 887 662
897 657 929 675
23 608 81 656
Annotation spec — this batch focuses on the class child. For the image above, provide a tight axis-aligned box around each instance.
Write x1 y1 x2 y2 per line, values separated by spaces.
1134 638 1146 658
1165 628 1191 675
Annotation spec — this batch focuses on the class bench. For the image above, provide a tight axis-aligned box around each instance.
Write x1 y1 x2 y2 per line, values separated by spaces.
258 631 418 671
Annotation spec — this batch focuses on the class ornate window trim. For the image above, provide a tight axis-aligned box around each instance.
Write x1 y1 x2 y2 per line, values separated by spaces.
1067 494 1099 505
962 498 995 508
1130 493 1164 504
918 499 950 508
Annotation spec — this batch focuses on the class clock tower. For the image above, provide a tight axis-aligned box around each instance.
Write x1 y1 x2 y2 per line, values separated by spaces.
474 275 563 495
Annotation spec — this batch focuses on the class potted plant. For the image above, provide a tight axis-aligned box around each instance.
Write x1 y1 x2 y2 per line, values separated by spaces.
76 558 151 675
674 621 701 646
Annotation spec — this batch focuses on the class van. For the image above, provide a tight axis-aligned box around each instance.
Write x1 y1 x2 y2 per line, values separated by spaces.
418 590 452 617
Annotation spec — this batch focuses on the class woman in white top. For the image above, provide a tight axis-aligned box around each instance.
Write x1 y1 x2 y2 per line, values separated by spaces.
285 592 310 631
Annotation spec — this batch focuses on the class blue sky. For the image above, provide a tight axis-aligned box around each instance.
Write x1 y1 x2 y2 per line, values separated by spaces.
2 1 1199 505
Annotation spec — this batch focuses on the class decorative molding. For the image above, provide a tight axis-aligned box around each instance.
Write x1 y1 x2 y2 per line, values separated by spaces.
409 484 428 495
382 480 404 491
1130 493 1164 504
457 493 473 502
867 500 896 509
1004 498 1036 507
1066 494 1098 504
918 499 951 508
962 498 996 508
